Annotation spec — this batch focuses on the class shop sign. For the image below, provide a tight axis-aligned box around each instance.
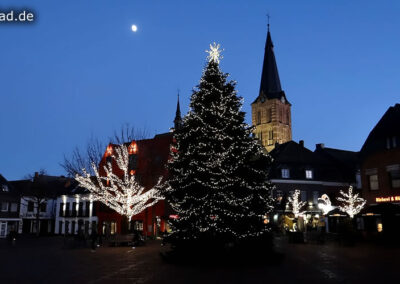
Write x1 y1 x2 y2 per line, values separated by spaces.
376 196 400 203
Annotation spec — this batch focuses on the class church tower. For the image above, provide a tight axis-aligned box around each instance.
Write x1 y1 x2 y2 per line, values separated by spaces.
251 25 292 152
173 94 183 131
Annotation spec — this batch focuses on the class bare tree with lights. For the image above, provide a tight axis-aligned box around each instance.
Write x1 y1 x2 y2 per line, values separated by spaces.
336 186 366 219
287 189 306 218
75 144 164 221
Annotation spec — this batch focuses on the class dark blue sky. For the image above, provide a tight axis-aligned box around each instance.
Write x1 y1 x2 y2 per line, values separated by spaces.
1 1 399 180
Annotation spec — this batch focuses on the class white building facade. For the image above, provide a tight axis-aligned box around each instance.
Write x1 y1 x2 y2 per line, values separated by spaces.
55 194 98 236
19 198 57 234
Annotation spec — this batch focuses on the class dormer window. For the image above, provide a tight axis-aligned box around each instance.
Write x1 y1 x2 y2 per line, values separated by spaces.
106 145 113 155
281 168 290 179
305 169 313 179
128 142 138 154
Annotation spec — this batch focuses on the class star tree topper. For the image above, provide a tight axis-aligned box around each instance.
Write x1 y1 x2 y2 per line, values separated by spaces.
206 42 223 64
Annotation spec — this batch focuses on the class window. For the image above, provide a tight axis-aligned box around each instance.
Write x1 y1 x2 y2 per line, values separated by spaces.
388 166 400 189
281 168 290 179
65 203 70 216
78 202 83 217
369 174 379 190
266 109 271 122
27 201 34 212
59 202 64 217
1 202 8 212
387 136 398 149
256 111 261 125
0 222 7 237
40 202 47 212
72 202 77 216
10 203 18 212
276 190 283 202
1 185 9 192
300 191 307 202
313 191 319 205
268 130 273 140
128 154 138 174
85 201 90 217
305 170 313 179
286 112 290 125
279 109 283 123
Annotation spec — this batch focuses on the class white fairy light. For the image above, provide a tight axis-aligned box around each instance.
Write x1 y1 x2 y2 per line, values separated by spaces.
336 186 366 219
318 194 334 215
205 42 223 64
75 144 164 221
287 189 306 218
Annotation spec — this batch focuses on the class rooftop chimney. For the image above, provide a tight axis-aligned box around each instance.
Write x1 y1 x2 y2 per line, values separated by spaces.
299 140 304 147
316 143 325 150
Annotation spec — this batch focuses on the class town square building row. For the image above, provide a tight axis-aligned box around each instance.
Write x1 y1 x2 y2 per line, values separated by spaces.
1 26 399 238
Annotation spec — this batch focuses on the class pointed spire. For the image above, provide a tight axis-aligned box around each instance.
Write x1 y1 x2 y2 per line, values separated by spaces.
253 24 288 104
174 92 183 131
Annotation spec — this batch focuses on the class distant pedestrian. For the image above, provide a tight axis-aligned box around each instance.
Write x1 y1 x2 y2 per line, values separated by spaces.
90 229 98 252
8 230 17 247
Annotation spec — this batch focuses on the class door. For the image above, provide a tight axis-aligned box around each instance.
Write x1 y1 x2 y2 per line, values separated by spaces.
0 222 7 238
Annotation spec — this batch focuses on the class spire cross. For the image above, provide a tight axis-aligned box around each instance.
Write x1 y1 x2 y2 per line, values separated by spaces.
267 13 270 30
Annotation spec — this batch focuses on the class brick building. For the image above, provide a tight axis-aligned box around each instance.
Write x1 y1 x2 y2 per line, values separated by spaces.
360 103 400 205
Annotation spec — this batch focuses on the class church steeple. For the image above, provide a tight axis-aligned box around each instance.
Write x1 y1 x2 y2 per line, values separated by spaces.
253 26 288 104
173 94 183 131
251 24 292 152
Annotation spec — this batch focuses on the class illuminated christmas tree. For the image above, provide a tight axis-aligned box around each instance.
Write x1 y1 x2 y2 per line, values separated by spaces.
164 43 274 246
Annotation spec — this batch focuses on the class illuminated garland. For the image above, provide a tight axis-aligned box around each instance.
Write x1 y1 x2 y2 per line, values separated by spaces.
336 186 366 218
75 145 164 220
287 189 306 218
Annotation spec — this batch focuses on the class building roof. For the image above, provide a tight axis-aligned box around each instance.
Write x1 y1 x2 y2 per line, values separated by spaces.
270 141 326 165
314 145 359 182
269 141 354 183
252 27 289 105
10 175 78 197
360 103 400 157
0 174 18 197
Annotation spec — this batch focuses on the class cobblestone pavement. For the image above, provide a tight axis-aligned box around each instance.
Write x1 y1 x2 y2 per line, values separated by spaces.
1 236 399 283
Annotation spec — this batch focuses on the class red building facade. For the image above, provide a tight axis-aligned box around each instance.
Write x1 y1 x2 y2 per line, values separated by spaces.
96 133 173 237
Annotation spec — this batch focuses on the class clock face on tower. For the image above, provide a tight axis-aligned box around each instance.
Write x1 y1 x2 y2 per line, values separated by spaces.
281 96 285 103
260 96 265 103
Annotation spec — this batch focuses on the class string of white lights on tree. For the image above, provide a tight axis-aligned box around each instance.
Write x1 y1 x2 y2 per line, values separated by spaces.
287 189 306 218
75 145 164 221
164 43 275 244
336 186 366 219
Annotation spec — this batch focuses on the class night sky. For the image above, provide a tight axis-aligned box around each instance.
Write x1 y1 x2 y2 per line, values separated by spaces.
1 1 399 180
